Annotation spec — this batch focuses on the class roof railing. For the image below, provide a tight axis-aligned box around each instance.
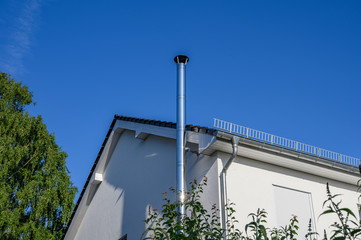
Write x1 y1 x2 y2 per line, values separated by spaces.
213 118 360 167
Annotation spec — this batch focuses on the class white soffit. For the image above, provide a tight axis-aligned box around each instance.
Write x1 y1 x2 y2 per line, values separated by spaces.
114 120 176 140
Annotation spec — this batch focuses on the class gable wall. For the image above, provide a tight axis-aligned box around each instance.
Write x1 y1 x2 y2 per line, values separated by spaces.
74 130 177 239
73 130 218 240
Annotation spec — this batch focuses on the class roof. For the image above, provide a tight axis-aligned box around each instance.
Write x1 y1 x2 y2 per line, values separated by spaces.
62 115 216 238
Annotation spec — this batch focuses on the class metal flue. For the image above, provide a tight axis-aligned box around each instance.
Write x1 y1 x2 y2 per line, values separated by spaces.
174 55 189 217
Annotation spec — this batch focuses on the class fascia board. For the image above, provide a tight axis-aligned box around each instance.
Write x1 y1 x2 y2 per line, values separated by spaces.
64 171 94 239
65 127 120 239
210 139 359 186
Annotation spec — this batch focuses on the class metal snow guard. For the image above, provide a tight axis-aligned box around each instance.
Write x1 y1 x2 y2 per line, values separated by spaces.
214 118 361 167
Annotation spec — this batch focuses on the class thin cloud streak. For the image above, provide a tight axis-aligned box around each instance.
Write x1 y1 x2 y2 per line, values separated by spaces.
0 0 42 75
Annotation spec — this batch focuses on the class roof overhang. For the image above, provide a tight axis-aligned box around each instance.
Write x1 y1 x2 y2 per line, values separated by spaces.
210 131 360 186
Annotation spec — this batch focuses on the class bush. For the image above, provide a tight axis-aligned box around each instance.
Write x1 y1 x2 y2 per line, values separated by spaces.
142 177 241 239
142 177 303 240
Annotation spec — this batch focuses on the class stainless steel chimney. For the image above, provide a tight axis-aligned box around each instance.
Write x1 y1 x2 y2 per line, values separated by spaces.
174 55 189 217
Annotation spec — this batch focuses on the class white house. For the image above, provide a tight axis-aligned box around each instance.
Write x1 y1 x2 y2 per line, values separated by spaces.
63 115 360 240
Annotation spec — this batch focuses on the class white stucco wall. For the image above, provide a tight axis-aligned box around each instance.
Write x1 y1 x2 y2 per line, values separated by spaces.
186 150 220 212
221 152 359 238
72 129 218 240
74 130 178 240
69 125 359 240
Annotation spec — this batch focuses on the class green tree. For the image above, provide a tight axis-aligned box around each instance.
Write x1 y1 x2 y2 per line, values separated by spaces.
0 73 77 239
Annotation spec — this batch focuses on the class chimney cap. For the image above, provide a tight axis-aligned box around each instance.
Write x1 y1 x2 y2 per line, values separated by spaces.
174 55 189 64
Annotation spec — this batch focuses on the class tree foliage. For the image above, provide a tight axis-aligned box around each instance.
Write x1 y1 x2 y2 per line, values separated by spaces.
0 73 77 239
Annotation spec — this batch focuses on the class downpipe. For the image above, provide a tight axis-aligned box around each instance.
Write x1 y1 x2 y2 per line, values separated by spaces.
220 136 240 239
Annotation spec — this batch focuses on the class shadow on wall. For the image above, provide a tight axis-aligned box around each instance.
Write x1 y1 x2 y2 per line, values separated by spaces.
104 131 178 239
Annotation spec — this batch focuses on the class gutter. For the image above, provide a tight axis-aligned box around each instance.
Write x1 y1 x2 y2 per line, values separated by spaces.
219 135 240 239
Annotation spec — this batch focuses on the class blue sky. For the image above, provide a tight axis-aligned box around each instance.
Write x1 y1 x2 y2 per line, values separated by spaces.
1 0 360 198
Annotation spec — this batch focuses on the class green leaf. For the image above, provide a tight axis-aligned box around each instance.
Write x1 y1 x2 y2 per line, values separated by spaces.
339 207 357 219
0 73 77 239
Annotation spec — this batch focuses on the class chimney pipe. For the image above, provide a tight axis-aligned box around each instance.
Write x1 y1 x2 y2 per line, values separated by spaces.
174 55 189 217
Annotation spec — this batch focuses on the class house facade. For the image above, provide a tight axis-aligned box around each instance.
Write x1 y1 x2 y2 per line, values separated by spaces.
63 115 360 240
